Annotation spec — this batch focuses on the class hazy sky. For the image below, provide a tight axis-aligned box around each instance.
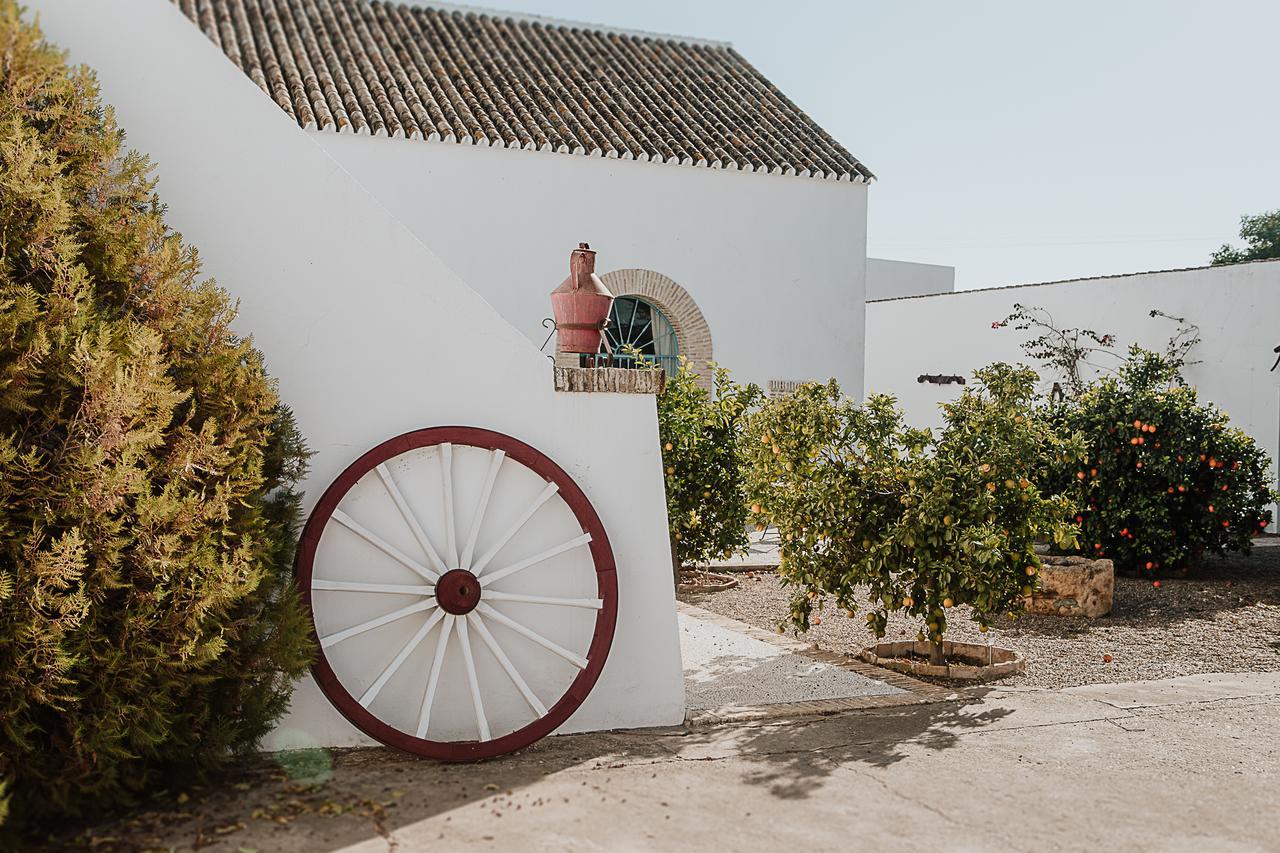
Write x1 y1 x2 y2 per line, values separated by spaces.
456 0 1280 290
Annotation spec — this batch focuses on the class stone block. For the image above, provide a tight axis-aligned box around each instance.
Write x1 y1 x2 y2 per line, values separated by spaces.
1025 556 1114 618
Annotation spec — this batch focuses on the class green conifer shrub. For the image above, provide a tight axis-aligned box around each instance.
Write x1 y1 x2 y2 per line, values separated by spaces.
0 3 313 827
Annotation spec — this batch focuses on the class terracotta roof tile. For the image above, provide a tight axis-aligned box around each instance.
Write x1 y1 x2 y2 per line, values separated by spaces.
172 0 873 181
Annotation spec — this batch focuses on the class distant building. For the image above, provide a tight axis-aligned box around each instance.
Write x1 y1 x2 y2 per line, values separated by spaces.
866 258 956 301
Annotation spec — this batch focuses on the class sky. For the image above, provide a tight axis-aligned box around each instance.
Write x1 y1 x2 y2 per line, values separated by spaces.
448 0 1280 290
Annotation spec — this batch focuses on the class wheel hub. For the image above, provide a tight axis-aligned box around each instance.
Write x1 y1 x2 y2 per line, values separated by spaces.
436 569 482 615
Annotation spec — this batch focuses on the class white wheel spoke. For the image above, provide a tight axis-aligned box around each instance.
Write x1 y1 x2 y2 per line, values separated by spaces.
471 481 562 576
483 590 603 610
312 579 434 596
332 509 439 583
479 533 592 588
359 608 445 707
416 613 454 738
320 598 434 649
376 464 448 575
455 615 491 741
477 602 589 669
460 450 505 570
468 612 547 717
441 444 458 569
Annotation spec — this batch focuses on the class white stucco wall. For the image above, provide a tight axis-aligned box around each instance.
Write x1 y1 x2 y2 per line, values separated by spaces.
866 262 1280 515
32 0 685 747
866 258 956 301
311 130 870 397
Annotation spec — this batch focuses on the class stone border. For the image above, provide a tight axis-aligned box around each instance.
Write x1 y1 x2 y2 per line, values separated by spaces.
678 602 956 727
553 366 665 394
860 640 1025 681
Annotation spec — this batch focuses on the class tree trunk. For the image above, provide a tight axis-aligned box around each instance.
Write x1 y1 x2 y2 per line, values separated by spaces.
671 539 682 591
929 640 946 666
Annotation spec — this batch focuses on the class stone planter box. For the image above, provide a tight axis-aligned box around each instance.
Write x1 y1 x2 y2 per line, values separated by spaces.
1025 556 1114 617
860 640 1024 681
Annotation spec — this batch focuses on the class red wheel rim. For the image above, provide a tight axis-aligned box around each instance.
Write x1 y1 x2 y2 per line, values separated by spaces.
296 427 618 761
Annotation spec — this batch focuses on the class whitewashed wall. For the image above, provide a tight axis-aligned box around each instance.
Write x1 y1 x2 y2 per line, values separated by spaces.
32 0 685 747
313 130 870 397
866 258 955 301
866 262 1280 519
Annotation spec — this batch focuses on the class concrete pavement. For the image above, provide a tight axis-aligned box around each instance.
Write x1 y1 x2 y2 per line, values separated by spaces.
78 672 1280 852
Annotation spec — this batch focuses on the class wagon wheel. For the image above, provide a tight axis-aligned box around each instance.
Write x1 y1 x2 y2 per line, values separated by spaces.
296 427 617 761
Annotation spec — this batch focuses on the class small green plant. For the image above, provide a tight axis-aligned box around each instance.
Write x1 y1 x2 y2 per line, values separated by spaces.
1047 348 1275 573
743 365 1080 664
657 360 760 582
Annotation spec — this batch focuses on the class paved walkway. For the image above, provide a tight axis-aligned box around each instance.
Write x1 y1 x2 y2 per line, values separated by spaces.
70 671 1280 851
679 608 904 711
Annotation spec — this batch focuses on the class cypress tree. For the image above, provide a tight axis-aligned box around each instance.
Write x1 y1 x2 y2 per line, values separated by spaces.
0 2 314 827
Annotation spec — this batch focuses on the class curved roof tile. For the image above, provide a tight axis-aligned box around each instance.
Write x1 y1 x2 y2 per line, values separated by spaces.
172 0 873 182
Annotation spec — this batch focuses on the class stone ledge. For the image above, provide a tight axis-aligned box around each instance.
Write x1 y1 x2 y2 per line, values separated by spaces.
554 366 665 394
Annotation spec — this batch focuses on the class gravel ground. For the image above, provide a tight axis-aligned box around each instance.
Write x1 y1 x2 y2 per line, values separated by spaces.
682 543 1280 689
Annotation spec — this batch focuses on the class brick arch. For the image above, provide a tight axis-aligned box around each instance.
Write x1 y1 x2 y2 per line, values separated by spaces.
600 269 714 385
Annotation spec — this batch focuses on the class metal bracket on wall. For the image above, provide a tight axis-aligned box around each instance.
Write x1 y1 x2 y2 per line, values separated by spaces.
917 374 966 386
539 317 557 363
1270 345 1279 372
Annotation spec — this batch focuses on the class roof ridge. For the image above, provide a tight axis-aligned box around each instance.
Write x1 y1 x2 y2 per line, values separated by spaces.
399 1 734 49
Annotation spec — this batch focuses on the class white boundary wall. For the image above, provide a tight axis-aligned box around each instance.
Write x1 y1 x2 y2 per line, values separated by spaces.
312 126 869 397
866 261 1280 520
32 0 685 746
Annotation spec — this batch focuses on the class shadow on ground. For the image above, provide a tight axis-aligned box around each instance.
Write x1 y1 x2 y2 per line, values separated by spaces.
41 690 1002 851
40 729 670 851
679 689 1002 799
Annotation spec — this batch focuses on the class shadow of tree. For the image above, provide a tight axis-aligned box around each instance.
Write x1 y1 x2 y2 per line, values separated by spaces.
681 690 1008 800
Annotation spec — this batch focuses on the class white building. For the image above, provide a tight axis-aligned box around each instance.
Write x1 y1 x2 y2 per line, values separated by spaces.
171 0 875 394
865 260 1280 518
34 0 692 754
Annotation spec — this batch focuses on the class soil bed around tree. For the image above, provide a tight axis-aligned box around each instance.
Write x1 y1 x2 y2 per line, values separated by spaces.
681 543 1280 690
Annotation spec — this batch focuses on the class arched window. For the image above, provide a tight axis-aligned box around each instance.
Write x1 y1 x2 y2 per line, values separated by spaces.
598 296 680 373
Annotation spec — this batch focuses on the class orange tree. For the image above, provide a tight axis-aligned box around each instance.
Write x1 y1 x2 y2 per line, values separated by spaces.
742 365 1080 664
657 360 760 582
1047 348 1275 573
